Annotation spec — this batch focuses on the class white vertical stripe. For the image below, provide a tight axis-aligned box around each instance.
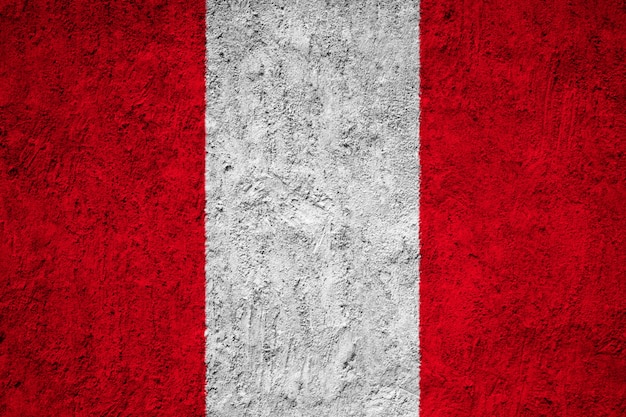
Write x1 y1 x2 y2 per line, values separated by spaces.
206 1 419 415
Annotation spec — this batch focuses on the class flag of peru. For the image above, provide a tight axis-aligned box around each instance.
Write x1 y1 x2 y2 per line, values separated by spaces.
1 0 624 416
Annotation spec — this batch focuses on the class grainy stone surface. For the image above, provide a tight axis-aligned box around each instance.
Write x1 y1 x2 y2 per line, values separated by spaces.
205 1 419 415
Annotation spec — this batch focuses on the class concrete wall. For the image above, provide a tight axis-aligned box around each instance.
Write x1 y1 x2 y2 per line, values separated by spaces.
206 1 419 415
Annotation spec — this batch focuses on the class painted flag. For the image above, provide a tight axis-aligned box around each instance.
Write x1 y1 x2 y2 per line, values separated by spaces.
0 1 624 417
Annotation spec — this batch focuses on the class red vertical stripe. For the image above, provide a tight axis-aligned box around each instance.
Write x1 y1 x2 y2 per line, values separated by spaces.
421 0 625 415
0 1 205 415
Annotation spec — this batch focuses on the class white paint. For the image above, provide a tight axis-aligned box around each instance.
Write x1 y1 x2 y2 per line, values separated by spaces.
206 1 420 415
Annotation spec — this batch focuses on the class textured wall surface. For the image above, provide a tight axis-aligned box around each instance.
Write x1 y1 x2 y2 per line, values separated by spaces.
0 1 206 416
205 1 419 415
420 0 626 415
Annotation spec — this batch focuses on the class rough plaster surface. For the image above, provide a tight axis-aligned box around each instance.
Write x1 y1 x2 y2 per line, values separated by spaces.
420 0 626 415
205 1 420 415
1 2 206 415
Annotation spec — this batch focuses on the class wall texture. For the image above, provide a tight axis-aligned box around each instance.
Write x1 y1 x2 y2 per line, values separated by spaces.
205 1 420 415
0 2 206 415
420 0 626 415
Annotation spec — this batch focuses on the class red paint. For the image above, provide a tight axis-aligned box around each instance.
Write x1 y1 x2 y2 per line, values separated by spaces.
420 0 625 415
0 1 205 415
